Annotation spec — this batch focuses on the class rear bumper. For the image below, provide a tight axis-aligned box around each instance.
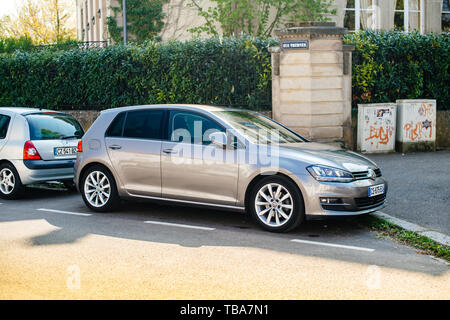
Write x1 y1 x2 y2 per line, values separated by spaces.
23 159 75 170
11 159 75 185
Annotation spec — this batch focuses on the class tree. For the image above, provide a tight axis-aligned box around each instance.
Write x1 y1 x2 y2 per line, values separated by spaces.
189 0 336 38
106 0 167 43
0 0 76 44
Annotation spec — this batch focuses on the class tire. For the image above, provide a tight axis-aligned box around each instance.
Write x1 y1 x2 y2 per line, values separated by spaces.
0 162 24 200
248 175 305 233
80 165 120 212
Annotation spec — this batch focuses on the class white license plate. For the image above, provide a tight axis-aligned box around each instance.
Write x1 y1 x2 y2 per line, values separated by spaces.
54 147 77 156
368 184 385 197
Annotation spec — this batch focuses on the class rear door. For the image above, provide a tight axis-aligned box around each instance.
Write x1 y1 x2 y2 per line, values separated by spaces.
25 112 84 160
105 109 166 197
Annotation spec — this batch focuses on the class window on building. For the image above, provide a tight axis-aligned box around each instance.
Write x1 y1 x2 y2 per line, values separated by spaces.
394 0 424 33
98 9 101 19
344 0 376 32
443 0 450 32
92 16 95 25
87 22 90 31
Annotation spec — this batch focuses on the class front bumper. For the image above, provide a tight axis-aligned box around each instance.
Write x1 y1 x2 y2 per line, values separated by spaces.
292 173 388 216
11 160 75 185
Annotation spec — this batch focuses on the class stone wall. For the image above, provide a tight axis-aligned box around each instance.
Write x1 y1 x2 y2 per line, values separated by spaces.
64 110 100 131
436 110 450 150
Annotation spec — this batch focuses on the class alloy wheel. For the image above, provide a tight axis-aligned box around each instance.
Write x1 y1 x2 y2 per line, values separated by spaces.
84 171 111 208
254 183 294 227
0 168 15 195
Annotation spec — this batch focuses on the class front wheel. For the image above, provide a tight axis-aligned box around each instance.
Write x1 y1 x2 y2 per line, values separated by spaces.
248 176 305 232
81 165 120 212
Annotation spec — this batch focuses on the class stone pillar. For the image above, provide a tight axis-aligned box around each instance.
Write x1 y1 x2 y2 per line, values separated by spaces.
270 22 353 148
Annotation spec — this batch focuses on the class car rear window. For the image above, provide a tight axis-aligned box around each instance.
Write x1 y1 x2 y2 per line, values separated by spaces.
26 113 84 140
0 114 11 139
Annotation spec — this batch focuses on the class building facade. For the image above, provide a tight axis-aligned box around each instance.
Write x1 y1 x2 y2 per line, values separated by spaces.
76 0 450 43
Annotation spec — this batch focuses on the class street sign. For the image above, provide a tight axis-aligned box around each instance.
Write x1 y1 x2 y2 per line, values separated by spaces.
281 40 309 50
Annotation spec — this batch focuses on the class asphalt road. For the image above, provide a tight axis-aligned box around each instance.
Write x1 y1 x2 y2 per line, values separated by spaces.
0 187 448 299
367 150 450 235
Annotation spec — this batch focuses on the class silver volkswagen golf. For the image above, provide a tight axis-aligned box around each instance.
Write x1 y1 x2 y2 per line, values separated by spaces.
0 107 84 199
75 104 387 232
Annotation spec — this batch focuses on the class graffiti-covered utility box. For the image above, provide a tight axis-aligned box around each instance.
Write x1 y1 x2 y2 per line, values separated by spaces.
396 100 436 152
357 103 397 153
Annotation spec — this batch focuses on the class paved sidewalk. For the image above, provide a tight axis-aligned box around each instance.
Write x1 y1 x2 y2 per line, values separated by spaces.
367 150 450 236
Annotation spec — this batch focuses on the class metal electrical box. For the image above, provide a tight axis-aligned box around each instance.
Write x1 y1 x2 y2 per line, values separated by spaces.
357 103 397 153
396 99 436 152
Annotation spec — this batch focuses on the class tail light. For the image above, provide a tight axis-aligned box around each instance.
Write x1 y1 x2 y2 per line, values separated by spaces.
24 141 42 160
77 140 83 153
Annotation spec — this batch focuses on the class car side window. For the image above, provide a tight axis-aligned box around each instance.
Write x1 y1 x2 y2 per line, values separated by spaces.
0 114 11 139
123 109 165 140
106 112 126 137
169 111 225 145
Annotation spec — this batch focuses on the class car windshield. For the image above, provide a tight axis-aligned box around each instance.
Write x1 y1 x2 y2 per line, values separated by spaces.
26 113 84 140
214 111 306 144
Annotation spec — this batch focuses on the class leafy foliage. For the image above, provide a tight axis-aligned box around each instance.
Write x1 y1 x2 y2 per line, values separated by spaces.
106 0 166 43
344 30 449 110
0 0 76 44
188 0 336 38
0 37 83 54
0 31 447 112
0 38 274 111
0 36 35 54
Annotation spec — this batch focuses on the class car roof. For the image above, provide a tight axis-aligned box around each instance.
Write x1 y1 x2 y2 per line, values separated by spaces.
100 104 250 114
0 107 58 115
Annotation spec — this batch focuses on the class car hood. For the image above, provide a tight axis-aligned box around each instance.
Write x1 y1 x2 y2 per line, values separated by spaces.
277 142 378 172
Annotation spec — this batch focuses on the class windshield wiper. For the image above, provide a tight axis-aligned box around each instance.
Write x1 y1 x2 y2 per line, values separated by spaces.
60 135 80 140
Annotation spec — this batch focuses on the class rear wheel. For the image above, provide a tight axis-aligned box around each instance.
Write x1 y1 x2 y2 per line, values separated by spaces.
0 163 24 200
81 165 120 212
248 175 304 232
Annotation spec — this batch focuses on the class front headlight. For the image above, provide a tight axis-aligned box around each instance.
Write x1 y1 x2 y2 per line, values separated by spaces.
306 165 354 183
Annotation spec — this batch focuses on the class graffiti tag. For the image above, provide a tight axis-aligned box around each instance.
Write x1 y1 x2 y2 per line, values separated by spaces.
365 125 391 146
418 103 434 117
403 120 433 142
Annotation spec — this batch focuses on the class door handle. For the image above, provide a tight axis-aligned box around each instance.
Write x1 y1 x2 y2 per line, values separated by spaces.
109 145 122 150
163 148 175 154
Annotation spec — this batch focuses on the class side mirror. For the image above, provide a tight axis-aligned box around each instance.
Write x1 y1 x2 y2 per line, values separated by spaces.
209 132 228 148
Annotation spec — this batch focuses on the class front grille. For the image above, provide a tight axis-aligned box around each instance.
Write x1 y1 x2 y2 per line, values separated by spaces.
353 171 369 180
352 168 382 180
354 194 386 209
321 204 351 211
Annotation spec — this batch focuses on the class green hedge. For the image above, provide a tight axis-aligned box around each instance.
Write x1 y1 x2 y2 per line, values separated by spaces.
344 30 449 110
0 32 448 111
0 38 273 111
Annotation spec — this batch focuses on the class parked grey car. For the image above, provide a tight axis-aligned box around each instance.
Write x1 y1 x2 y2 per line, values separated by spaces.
75 105 387 232
0 108 84 199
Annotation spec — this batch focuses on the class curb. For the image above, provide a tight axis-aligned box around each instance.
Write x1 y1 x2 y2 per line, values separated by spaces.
372 211 450 247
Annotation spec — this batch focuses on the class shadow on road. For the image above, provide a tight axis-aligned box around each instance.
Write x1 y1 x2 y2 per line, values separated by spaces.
1 186 447 276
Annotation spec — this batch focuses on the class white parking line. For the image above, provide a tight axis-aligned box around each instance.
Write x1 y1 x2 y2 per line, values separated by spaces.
37 208 92 217
291 239 375 252
144 220 216 231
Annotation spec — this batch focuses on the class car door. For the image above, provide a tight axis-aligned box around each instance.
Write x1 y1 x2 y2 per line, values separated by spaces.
105 109 166 197
161 110 239 205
